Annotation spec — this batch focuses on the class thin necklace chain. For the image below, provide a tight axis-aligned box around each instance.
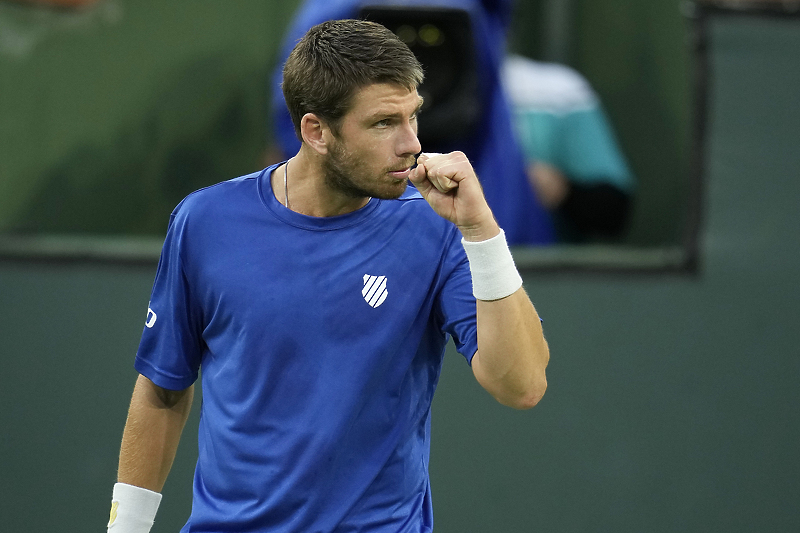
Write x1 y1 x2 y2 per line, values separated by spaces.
283 160 289 208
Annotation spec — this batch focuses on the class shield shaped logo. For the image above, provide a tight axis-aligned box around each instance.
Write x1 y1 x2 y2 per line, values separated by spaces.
362 274 388 308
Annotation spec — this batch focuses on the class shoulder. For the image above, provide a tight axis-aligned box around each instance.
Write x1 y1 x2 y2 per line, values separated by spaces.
393 184 446 227
369 184 462 245
383 184 463 250
173 169 265 220
398 184 424 202
502 54 598 113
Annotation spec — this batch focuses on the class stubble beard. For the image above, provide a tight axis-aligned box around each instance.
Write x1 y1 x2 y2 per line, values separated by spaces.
323 140 409 200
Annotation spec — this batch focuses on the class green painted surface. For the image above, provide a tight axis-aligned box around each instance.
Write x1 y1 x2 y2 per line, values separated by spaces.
0 0 299 234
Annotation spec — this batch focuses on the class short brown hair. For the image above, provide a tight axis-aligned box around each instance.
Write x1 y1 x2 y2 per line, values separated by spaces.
281 19 424 139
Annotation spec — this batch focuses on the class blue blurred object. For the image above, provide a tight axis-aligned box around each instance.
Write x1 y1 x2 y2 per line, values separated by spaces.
270 0 555 245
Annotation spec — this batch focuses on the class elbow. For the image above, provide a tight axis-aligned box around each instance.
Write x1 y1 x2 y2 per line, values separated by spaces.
507 347 550 410
491 372 547 410
472 344 550 410
507 376 547 410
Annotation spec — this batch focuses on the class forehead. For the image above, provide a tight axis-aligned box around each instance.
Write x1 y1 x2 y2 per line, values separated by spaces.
345 83 422 121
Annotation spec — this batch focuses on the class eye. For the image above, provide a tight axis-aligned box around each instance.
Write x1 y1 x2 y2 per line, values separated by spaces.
374 118 391 128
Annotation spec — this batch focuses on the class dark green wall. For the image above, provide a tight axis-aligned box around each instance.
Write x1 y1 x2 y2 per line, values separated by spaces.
0 0 300 235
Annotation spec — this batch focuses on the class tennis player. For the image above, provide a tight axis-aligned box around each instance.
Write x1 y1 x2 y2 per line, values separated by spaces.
107 19 548 533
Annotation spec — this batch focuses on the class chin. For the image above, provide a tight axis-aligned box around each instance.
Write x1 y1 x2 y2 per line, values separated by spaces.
372 180 408 200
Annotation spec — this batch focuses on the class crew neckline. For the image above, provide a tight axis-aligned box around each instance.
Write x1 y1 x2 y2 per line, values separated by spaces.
258 163 380 231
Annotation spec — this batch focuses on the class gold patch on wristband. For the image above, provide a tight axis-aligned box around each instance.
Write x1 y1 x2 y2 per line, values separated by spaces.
108 501 119 526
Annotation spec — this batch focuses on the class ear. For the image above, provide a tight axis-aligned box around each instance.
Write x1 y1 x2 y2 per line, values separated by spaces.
300 113 330 155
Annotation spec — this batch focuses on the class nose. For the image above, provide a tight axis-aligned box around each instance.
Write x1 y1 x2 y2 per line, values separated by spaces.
397 121 422 158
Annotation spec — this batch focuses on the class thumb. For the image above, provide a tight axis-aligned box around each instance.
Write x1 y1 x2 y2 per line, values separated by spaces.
408 161 430 191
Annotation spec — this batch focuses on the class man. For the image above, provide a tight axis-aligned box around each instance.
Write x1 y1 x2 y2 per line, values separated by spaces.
108 19 548 533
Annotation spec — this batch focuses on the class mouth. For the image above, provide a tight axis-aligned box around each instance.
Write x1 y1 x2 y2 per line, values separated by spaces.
388 167 412 180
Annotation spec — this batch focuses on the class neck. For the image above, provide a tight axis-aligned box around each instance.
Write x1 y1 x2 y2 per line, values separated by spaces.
273 151 369 217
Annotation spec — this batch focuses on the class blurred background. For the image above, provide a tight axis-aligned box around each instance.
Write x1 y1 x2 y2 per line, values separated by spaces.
0 0 691 249
1 0 799 531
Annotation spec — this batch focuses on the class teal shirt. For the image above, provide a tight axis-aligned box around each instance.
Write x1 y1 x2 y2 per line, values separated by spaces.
503 55 635 192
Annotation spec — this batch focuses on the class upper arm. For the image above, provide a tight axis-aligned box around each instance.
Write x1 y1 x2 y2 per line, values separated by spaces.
134 373 194 411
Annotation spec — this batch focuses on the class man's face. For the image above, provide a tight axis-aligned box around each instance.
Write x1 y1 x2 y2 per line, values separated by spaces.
322 83 423 200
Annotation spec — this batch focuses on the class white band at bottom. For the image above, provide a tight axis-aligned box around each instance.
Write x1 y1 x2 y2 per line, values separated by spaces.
461 229 523 301
108 482 162 533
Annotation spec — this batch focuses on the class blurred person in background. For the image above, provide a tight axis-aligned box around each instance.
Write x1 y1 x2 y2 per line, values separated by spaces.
501 53 635 242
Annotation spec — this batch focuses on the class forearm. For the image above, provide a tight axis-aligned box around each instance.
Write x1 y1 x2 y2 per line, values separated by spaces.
460 227 549 409
472 289 549 409
117 375 194 492
409 152 549 408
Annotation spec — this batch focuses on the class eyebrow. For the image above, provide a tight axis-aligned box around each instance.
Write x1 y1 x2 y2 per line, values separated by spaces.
414 97 424 115
367 97 425 123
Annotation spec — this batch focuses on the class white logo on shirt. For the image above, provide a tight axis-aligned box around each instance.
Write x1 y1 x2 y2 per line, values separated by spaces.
145 307 157 328
362 275 388 308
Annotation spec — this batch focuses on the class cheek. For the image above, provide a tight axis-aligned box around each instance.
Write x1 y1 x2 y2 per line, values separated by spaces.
351 141 391 169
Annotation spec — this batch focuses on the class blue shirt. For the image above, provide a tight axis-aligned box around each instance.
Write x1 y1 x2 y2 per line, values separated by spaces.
135 165 478 532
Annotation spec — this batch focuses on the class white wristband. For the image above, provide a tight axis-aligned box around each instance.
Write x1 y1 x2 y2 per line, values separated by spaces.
461 229 523 301
108 483 162 533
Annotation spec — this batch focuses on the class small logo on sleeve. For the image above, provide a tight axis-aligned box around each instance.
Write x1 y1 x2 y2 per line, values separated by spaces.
145 307 157 328
362 274 388 308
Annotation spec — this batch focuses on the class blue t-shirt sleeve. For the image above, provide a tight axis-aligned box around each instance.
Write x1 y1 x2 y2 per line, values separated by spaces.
134 204 204 390
436 235 479 365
